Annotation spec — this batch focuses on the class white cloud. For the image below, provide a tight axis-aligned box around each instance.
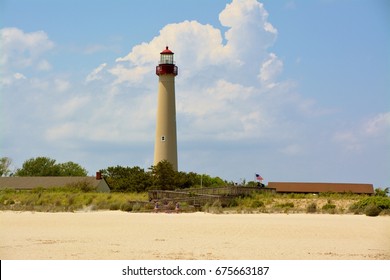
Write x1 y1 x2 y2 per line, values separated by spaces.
85 63 107 83
363 112 390 136
259 52 283 87
54 79 71 92
54 96 91 119
332 112 390 152
37 59 52 71
332 131 362 151
176 79 276 141
112 20 227 85
108 64 150 85
111 1 277 87
0 72 27 86
0 27 54 70
13 72 27 80
219 0 277 63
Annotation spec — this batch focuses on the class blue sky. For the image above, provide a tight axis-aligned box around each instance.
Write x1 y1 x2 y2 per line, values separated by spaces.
1 0 389 187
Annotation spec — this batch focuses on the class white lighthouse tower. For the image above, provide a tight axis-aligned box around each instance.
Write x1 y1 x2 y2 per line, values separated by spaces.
153 46 178 171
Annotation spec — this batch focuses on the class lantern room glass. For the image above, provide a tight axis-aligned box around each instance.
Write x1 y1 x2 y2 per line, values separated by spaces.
160 53 174 64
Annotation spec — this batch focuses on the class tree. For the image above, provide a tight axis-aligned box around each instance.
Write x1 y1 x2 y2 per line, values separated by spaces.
100 165 152 192
375 187 389 197
100 162 228 192
0 157 12 176
15 157 60 176
58 161 88 176
176 171 199 189
149 160 176 190
15 157 88 177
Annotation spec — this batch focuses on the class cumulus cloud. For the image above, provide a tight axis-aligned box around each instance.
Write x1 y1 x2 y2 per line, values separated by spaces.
111 0 277 86
0 27 54 70
219 0 277 63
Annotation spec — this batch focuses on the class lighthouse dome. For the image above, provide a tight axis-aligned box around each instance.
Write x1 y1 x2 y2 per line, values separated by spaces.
160 46 174 54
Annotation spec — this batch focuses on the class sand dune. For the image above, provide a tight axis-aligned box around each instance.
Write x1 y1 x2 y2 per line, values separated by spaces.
1 211 389 260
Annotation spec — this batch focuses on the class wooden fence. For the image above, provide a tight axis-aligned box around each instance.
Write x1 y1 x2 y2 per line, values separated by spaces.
148 186 276 207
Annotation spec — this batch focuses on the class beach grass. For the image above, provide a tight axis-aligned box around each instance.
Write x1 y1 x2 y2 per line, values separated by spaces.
1 188 389 215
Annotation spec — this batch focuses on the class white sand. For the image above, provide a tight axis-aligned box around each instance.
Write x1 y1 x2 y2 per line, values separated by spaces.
1 211 389 260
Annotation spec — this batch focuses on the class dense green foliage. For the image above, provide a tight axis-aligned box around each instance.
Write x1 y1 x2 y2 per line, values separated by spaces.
100 165 152 192
14 157 87 176
364 204 382 217
351 196 390 211
100 160 226 192
375 187 389 197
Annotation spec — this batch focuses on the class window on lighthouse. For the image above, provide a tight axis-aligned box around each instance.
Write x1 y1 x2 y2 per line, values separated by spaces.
161 54 173 64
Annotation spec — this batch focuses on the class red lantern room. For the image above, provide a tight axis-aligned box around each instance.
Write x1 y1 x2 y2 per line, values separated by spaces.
156 46 178 76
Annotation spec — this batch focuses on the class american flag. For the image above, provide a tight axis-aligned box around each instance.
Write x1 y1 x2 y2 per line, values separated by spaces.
255 174 263 181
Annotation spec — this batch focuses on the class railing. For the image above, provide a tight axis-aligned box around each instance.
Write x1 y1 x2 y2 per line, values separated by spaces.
156 65 178 76
148 186 276 207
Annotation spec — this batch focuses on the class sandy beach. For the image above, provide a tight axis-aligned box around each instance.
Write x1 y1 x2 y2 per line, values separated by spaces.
1 211 389 260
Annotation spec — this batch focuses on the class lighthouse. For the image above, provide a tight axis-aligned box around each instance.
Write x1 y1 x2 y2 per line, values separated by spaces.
154 46 178 171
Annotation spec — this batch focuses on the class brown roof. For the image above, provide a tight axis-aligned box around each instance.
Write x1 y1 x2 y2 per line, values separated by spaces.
0 176 110 192
268 182 374 194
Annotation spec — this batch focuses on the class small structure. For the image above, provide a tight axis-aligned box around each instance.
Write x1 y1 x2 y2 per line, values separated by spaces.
268 182 374 195
0 172 110 193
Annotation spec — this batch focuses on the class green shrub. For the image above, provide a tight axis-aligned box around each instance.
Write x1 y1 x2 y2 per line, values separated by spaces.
365 204 382 217
306 202 317 213
120 202 133 212
132 203 142 212
322 203 336 210
351 196 390 213
276 202 294 208
251 200 264 208
204 200 223 214
109 202 120 210
322 203 336 214
67 194 76 205
228 198 239 207
144 203 154 210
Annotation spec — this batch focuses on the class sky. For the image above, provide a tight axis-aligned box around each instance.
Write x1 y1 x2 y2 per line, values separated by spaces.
1 0 389 187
